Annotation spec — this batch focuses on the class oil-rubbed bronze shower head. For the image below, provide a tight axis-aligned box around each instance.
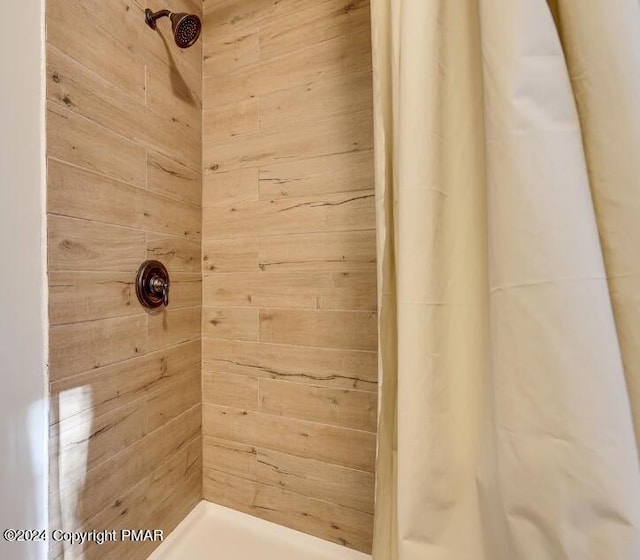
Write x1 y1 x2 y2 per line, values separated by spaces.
170 12 201 48
145 8 202 49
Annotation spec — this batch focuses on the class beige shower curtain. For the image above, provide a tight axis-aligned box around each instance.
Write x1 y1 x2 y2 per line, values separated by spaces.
370 1 640 558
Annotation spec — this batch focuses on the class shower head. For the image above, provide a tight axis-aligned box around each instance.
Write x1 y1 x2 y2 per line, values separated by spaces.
145 9 202 49
169 12 202 48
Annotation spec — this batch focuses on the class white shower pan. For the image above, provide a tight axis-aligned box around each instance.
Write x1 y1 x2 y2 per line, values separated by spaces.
147 501 372 560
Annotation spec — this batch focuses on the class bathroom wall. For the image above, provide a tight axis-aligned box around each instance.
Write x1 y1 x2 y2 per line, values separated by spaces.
46 1 202 559
201 0 377 553
0 2 48 560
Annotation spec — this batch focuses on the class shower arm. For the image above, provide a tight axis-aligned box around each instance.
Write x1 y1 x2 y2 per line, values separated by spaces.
144 7 201 48
145 9 171 29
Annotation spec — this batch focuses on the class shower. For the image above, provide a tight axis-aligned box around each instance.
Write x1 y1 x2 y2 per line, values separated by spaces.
144 8 202 48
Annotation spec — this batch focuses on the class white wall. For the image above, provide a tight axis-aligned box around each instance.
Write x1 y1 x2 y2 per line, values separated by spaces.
0 1 48 559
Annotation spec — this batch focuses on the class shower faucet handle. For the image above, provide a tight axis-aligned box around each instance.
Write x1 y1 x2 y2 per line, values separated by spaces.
150 275 170 307
136 260 171 311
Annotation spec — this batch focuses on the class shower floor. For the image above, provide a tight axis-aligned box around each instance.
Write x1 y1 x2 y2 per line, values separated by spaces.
147 501 371 560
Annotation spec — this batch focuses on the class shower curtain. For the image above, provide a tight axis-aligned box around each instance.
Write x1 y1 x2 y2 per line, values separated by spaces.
370 1 640 558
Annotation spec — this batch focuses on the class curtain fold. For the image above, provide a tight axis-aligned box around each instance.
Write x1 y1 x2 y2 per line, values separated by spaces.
371 1 640 559
552 0 640 449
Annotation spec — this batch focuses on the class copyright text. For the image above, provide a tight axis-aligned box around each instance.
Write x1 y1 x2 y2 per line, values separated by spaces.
3 529 164 545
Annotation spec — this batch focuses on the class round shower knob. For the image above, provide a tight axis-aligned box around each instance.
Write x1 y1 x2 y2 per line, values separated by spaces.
136 260 170 311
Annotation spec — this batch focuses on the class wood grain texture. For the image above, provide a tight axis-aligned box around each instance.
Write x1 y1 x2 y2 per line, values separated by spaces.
50 406 201 540
203 230 377 273
203 437 375 513
202 307 259 341
51 372 200 485
203 168 258 207
73 0 202 95
204 110 374 173
202 338 377 392
147 234 201 273
203 0 316 25
203 27 260 78
147 307 201 351
202 28 372 108
49 315 148 381
258 150 374 200
203 271 376 310
47 0 375 554
203 99 260 144
48 158 201 239
53 434 202 560
203 468 373 553
49 215 146 272
47 103 147 188
257 0 371 62
49 271 140 325
259 309 378 351
203 405 375 472
202 189 375 239
46 1 202 558
47 0 146 101
202 1 376 550
259 379 377 432
257 70 372 135
50 340 201 426
49 272 199 325
203 371 259 410
147 150 202 207
146 63 202 136
47 45 201 171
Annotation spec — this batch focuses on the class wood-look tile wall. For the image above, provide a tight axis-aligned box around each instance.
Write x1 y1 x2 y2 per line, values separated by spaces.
46 1 202 559
201 0 377 553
